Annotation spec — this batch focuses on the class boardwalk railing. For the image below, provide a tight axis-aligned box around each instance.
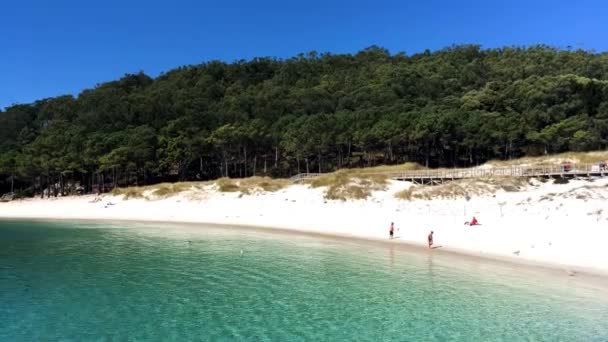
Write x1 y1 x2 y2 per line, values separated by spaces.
290 163 606 183
289 173 322 182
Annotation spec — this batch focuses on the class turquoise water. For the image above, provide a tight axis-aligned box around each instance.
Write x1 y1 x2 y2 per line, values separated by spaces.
1 220 607 341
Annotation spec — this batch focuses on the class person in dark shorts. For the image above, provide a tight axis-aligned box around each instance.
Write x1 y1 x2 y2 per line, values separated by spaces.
428 231 434 249
389 222 395 239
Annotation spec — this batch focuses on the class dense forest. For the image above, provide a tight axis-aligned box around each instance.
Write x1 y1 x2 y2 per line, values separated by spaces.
1 45 608 196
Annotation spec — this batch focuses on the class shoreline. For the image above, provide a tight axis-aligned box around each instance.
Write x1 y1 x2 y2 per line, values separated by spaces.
3 214 608 281
2 177 608 278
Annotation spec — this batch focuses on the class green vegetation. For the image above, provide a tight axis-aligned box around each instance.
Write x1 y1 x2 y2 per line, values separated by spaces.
2 45 608 197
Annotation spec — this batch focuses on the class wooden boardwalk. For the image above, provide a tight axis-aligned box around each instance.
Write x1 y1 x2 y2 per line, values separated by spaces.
289 173 323 183
290 163 607 185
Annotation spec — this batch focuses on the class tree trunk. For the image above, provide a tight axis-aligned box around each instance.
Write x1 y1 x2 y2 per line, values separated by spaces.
305 158 309 174
296 155 301 174
244 146 247 177
318 152 322 173
224 151 229 177
10 173 14 194
263 156 267 174
274 147 278 168
253 155 257 176
347 140 352 167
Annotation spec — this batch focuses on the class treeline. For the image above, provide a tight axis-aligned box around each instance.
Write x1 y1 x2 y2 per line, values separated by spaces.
1 45 608 196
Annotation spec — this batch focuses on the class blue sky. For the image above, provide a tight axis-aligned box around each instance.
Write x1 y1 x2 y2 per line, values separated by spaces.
1 0 607 110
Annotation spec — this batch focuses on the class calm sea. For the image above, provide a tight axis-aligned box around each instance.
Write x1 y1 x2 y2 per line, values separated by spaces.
1 220 607 341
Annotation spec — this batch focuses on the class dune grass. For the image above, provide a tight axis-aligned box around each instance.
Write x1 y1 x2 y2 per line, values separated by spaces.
111 182 207 199
151 182 203 197
303 162 424 201
394 177 531 201
111 187 145 199
215 177 291 194
112 177 291 200
483 150 608 168
349 162 426 174
308 170 390 200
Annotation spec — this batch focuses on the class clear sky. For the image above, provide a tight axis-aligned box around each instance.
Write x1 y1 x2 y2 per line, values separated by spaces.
1 0 607 110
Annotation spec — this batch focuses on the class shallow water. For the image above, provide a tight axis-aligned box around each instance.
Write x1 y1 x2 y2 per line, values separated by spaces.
1 220 607 341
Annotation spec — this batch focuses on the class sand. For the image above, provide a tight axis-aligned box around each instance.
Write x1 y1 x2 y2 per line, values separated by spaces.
1 177 608 275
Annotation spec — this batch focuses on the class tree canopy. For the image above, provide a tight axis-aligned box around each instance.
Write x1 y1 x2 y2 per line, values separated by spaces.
2 45 608 196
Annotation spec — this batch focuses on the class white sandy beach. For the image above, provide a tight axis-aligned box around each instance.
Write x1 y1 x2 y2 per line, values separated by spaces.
1 178 608 275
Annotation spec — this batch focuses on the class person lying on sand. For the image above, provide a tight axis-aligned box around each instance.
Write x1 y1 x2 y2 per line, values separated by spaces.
428 231 434 249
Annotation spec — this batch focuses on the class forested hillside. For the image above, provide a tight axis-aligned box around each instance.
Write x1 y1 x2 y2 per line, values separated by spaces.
1 45 608 196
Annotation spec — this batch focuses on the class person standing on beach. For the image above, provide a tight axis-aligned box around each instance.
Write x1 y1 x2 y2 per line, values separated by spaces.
389 222 395 239
428 231 434 249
